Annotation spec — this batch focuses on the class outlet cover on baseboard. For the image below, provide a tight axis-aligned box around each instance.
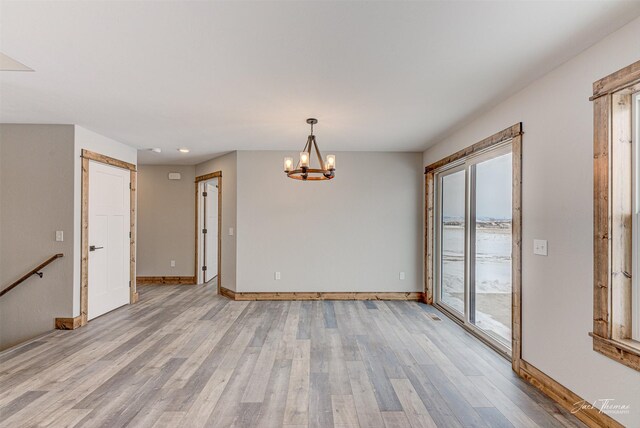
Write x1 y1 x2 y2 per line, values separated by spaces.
274 272 281 280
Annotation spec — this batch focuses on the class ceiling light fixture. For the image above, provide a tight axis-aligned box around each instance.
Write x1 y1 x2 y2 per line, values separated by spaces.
0 53 34 71
149 148 162 153
284 118 335 181
177 148 190 153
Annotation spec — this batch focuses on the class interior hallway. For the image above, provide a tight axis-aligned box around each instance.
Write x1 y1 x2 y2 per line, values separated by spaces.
0 285 584 428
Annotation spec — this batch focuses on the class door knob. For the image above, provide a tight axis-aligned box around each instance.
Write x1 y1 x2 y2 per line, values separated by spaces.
89 245 104 252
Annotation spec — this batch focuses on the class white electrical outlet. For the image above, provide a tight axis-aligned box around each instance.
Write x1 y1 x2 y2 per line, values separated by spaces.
55 231 64 242
229 227 234 236
171 260 176 267
533 239 548 256
274 272 281 280
399 272 405 280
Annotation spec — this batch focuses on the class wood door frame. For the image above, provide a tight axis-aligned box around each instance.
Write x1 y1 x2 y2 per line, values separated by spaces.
422 122 622 428
195 171 222 294
80 149 137 326
424 123 522 371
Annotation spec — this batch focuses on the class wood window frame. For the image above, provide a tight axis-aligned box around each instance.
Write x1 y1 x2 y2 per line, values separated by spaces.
425 123 523 371
80 149 137 327
591 59 640 372
194 171 222 295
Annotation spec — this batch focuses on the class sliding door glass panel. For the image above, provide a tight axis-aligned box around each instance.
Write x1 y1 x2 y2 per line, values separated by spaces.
633 92 640 341
473 152 512 346
440 170 466 316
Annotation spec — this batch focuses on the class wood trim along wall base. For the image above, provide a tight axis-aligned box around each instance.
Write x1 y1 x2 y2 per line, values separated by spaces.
136 276 196 285
220 286 236 300
55 316 83 330
219 289 424 301
517 359 624 428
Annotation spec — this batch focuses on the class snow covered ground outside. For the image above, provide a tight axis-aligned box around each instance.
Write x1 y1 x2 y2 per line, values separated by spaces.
440 223 512 344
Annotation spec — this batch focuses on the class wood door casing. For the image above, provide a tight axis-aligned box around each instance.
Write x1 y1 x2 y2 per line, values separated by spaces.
80 149 137 326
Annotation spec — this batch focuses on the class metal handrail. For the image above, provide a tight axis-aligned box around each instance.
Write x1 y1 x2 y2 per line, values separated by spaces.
0 253 64 298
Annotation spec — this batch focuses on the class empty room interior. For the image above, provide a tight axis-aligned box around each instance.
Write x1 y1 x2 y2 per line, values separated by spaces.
1 1 640 427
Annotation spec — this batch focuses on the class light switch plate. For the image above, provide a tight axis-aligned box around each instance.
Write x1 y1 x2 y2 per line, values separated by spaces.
533 239 548 256
55 231 64 242
229 227 234 236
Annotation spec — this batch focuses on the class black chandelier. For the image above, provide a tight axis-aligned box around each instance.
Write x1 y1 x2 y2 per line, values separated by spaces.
283 118 335 181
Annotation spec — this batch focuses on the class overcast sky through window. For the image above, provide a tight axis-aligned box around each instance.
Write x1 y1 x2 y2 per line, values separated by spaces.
442 153 512 221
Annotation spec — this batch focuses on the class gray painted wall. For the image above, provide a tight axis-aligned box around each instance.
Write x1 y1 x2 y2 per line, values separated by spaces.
0 125 75 350
137 165 196 277
422 16 640 426
0 124 137 350
144 150 423 293
235 151 423 293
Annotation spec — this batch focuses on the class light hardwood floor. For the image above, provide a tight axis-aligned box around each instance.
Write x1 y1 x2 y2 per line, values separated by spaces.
0 284 584 428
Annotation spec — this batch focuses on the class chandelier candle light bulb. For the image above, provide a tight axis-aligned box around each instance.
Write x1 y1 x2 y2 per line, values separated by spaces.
284 157 294 172
325 154 336 170
299 152 310 168
283 118 336 181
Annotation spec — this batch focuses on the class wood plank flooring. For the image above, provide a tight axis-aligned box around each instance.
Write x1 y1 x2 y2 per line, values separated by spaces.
0 284 585 428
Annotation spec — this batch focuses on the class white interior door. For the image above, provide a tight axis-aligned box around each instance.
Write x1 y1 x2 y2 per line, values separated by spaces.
205 180 218 282
88 161 130 320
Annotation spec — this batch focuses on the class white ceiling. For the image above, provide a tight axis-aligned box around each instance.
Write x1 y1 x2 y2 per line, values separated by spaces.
1 1 640 165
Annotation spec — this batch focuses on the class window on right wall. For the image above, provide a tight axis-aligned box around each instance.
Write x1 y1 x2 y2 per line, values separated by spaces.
591 59 640 372
633 91 640 343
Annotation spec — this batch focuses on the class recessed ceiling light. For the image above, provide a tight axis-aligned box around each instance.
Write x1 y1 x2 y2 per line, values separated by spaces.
178 148 190 153
0 52 33 71
150 148 162 153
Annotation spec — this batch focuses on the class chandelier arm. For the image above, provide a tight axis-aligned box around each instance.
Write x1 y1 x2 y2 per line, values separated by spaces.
285 118 334 181
305 137 311 180
312 137 325 170
287 169 334 180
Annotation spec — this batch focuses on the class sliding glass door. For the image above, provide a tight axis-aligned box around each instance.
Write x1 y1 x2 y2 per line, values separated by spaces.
472 151 512 346
438 167 466 316
435 143 513 352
